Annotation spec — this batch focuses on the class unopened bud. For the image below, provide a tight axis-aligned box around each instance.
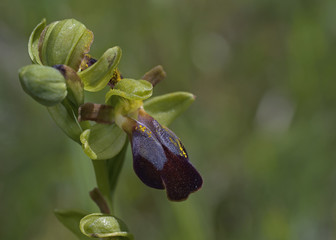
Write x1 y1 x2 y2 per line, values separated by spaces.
19 65 67 106
38 19 93 71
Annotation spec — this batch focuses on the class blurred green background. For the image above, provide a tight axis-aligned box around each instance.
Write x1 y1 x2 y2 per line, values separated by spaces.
1 0 336 239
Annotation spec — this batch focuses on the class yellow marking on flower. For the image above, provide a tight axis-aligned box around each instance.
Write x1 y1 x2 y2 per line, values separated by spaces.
169 137 178 147
110 68 122 86
178 139 187 158
169 136 187 158
135 124 152 138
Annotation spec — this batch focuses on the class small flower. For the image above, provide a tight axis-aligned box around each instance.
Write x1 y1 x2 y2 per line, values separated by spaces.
78 69 203 201
117 108 203 201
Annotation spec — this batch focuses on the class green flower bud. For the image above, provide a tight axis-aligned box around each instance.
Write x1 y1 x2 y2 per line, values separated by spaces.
18 64 67 106
80 213 133 239
38 19 93 71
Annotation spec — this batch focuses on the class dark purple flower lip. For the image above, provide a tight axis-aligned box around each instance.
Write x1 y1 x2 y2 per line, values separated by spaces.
126 109 203 201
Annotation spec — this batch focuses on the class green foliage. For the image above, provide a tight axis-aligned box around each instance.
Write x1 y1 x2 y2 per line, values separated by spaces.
54 209 92 240
47 100 84 143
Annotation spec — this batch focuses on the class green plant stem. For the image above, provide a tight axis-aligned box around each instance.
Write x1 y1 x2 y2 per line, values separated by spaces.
92 160 114 213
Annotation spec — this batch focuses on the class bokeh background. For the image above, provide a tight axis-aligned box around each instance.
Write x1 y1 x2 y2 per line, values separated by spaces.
1 0 336 239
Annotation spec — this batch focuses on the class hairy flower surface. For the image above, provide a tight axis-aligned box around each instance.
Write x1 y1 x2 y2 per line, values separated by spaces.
123 109 203 201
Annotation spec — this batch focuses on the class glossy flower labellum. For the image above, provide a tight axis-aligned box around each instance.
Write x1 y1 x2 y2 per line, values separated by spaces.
126 110 202 201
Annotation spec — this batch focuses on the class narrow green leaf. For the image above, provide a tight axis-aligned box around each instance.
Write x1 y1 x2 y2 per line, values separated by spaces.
143 91 195 126
105 78 153 104
80 213 133 239
28 18 46 64
19 65 67 106
54 209 91 240
80 123 127 160
47 100 83 143
107 141 128 196
79 47 122 92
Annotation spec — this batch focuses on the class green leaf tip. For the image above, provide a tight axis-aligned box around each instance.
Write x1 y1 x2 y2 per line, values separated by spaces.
28 18 46 64
19 64 67 106
144 91 195 126
80 213 133 239
54 209 92 240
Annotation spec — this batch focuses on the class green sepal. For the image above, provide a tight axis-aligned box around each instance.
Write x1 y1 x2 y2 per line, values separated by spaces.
47 100 84 143
79 47 122 92
54 65 84 107
19 64 67 106
39 19 93 71
54 209 91 240
80 123 127 160
68 29 94 71
107 141 128 196
105 78 153 104
80 213 133 239
143 91 195 126
28 18 46 64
